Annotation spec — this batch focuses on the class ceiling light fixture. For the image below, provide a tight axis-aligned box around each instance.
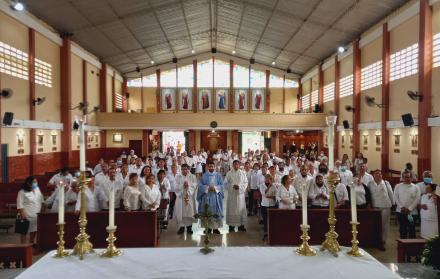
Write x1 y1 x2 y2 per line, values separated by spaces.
232 50 236 54
191 49 195 54
11 1 24 11
150 61 155 65
338 46 346 53
271 61 276 65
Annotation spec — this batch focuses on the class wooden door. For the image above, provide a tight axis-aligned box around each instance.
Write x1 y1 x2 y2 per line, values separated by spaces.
129 140 143 157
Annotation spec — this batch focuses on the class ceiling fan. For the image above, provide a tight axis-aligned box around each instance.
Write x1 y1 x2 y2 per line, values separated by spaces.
407 90 423 102
365 96 384 108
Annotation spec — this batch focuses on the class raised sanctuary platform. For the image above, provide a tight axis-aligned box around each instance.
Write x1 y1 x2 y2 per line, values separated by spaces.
17 247 399 279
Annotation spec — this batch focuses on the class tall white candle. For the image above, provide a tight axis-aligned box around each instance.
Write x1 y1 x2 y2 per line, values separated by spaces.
301 183 307 226
326 115 337 171
109 186 115 228
79 120 86 172
58 181 65 224
350 184 357 223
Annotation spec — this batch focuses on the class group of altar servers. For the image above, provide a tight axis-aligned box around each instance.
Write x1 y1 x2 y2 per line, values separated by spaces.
16 148 438 245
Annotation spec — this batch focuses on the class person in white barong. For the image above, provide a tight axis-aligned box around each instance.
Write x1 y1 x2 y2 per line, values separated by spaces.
174 164 198 235
96 167 124 211
309 174 329 208
420 183 438 239
277 175 298 209
367 169 394 248
123 173 141 211
224 160 248 232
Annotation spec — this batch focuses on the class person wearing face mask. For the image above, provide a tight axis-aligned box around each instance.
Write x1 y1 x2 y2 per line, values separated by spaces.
416 171 433 197
338 162 354 186
17 176 45 244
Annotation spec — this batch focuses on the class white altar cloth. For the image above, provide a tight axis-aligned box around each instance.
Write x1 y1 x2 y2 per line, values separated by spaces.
17 246 399 279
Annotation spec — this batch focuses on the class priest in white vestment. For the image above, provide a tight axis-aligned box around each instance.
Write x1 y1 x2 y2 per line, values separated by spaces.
224 160 248 232
174 164 198 234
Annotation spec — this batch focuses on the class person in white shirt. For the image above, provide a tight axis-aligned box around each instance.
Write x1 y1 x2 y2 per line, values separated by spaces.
17 176 45 244
174 164 198 234
248 164 263 216
394 171 421 238
260 174 277 240
152 159 167 177
338 162 353 186
93 158 104 175
368 169 394 247
75 178 99 213
416 171 433 197
269 165 281 186
96 168 124 211
277 175 298 210
123 173 142 211
357 163 374 186
167 165 179 220
157 169 171 229
224 160 248 232
309 174 329 208
277 162 289 178
65 181 80 212
293 165 313 208
94 163 109 188
349 176 372 209
420 183 438 239
141 174 161 211
334 182 349 208
45 179 77 213
48 167 74 189
129 158 144 175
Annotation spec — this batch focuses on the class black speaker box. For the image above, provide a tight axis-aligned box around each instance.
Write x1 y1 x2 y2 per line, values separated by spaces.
313 104 321 113
211 48 217 53
2 112 13 126
342 120 349 129
401 113 414 127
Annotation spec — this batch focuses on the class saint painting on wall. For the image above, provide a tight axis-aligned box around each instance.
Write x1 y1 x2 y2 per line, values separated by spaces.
251 89 265 111
161 88 176 111
215 89 229 111
234 89 248 111
178 88 193 111
198 88 212 111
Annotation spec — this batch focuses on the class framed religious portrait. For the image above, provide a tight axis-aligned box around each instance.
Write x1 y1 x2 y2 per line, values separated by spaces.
363 135 368 145
234 89 248 111
341 135 345 145
349 134 353 144
215 88 229 111
251 88 265 111
37 134 44 146
161 88 176 111
113 133 123 143
394 135 400 146
375 135 381 146
178 88 192 111
411 134 418 147
198 88 212 111
51 135 57 146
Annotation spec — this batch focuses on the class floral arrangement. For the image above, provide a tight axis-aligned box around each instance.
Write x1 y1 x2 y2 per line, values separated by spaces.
421 235 440 271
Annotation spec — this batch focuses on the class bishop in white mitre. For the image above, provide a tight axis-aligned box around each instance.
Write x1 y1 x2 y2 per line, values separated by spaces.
224 160 248 232
174 164 198 235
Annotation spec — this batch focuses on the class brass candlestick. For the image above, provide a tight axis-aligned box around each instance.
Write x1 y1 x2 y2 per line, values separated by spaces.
194 203 218 255
321 171 341 257
296 224 316 256
347 221 363 257
53 223 69 258
72 172 94 260
101 226 122 258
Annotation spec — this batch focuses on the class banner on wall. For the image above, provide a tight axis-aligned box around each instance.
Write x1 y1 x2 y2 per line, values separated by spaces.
215 88 229 111
198 88 212 111
161 88 176 111
234 89 248 111
251 88 265 111
178 88 193 111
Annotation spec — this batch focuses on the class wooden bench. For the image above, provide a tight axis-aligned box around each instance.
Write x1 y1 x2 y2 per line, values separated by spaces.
396 238 426 263
268 208 383 249
0 244 33 268
37 211 158 251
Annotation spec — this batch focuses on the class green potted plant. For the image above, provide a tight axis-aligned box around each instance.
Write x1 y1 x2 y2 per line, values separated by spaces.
421 235 440 272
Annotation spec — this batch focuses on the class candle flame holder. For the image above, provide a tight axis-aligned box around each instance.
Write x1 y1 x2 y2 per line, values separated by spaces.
53 223 69 258
347 221 363 257
101 226 122 258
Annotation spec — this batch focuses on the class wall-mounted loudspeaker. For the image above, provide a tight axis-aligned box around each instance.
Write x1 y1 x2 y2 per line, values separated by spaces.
211 48 217 53
313 104 321 113
172 57 178 63
250 58 255 64
401 113 414 127
342 120 350 129
2 112 13 126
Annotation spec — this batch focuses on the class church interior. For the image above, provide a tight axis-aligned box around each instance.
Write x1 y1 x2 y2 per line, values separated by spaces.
0 0 440 278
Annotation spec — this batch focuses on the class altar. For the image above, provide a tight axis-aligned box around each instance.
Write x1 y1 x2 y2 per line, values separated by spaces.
17 247 399 279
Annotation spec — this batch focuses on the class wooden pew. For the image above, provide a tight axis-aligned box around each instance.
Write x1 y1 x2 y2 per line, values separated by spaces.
37 211 157 251
268 208 383 249
0 244 33 268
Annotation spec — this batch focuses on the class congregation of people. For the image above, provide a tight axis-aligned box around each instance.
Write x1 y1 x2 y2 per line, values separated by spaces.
16 147 438 246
